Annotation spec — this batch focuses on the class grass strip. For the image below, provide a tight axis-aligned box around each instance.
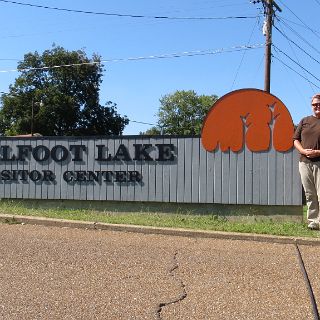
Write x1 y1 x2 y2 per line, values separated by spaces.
0 200 317 239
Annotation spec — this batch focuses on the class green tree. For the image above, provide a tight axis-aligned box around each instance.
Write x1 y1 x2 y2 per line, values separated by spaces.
140 126 162 135
0 45 128 136
157 90 218 135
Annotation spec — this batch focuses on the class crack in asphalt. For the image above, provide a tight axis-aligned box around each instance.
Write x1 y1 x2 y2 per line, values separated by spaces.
155 251 187 319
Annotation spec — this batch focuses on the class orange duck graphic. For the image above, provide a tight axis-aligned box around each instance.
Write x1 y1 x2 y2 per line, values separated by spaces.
201 89 294 152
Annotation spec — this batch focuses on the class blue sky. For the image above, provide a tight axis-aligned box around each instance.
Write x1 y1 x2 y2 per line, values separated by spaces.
0 0 319 134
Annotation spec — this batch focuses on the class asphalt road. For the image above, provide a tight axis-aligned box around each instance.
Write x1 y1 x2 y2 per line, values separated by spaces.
0 223 318 319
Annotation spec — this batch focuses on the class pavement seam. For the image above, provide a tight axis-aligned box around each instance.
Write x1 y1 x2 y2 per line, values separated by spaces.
294 242 320 320
155 251 187 319
1 213 320 246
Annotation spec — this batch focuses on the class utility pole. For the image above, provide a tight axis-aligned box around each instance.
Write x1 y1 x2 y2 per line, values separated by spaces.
262 0 281 93
253 0 281 93
263 0 273 93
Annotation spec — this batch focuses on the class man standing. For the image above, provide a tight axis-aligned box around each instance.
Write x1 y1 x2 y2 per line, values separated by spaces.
294 94 320 230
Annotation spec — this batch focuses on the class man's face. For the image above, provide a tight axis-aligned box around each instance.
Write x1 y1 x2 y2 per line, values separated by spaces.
312 97 320 118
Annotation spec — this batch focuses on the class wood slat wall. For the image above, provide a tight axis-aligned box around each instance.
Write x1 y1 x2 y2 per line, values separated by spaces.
0 136 301 205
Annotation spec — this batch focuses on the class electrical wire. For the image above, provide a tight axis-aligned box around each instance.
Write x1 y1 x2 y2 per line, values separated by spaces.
277 18 320 56
159 0 249 15
275 56 311 108
252 54 264 83
273 24 317 93
129 120 157 126
230 16 260 90
279 17 320 35
272 44 320 83
0 44 264 74
0 0 258 20
273 24 320 66
277 0 320 40
272 54 320 89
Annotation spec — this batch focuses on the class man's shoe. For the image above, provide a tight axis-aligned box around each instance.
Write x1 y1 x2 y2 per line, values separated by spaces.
308 221 320 230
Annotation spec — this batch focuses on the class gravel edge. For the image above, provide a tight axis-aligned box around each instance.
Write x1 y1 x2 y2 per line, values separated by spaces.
0 213 319 246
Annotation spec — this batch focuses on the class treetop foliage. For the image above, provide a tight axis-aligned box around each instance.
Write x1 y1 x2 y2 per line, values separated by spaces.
156 90 218 135
0 45 128 136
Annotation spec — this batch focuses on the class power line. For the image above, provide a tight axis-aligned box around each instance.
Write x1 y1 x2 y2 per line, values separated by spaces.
129 120 157 126
277 18 320 56
273 24 320 66
102 44 264 62
279 17 320 34
0 0 258 20
272 54 320 89
161 1 250 14
0 44 264 74
277 0 320 40
272 44 320 83
230 16 259 90
274 24 317 93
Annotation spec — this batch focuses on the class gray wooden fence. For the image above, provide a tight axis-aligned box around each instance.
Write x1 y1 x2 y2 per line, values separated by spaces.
0 136 301 205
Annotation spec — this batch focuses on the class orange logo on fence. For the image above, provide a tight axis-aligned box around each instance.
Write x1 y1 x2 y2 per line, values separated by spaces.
201 89 294 152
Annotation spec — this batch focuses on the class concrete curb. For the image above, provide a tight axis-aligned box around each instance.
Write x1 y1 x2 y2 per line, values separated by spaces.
1 213 320 246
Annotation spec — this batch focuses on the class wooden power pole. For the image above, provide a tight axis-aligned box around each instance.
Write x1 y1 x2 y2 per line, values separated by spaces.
262 0 281 93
